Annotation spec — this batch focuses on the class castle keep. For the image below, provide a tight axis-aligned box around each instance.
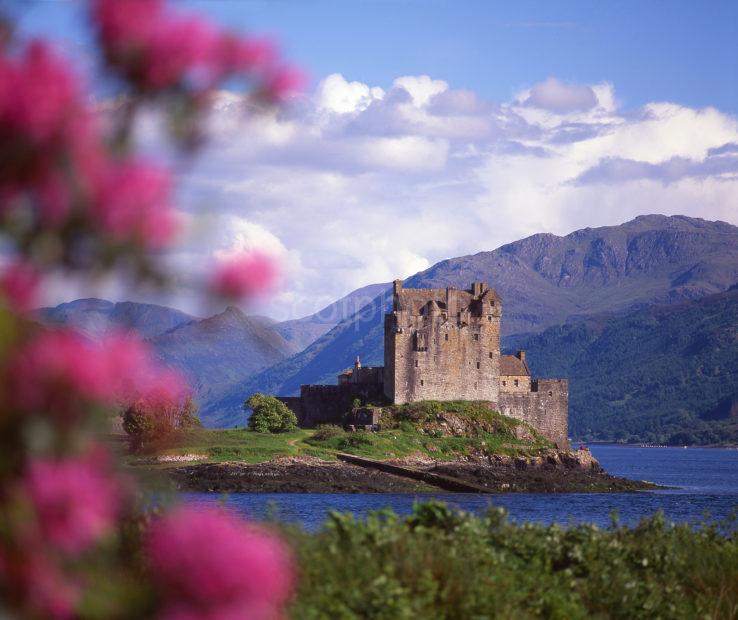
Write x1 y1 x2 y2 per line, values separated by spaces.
279 281 569 447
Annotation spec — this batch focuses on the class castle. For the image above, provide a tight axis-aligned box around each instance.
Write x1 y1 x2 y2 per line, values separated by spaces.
279 280 569 447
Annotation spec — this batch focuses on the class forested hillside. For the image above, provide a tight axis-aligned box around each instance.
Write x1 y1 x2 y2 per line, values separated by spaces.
508 288 738 444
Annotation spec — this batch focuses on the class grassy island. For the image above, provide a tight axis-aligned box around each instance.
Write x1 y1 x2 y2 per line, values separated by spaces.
128 401 654 494
139 400 554 465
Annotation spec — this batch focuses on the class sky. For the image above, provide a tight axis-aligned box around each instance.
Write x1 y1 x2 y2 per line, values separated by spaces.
15 0 738 320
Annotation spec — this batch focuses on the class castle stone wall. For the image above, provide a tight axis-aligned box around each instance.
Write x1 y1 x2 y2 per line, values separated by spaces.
498 379 569 448
385 280 502 404
286 382 386 428
500 375 532 393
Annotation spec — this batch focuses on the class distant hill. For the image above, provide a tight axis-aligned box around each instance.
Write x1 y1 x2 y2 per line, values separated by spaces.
506 288 738 445
34 298 196 339
149 307 296 425
236 215 738 429
275 282 390 352
207 291 393 427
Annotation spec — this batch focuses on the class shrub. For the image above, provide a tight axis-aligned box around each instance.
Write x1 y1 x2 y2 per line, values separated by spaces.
246 393 298 433
288 502 738 619
313 424 345 441
123 395 200 453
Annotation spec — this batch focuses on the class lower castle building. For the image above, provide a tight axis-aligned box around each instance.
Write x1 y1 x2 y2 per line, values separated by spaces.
279 280 569 447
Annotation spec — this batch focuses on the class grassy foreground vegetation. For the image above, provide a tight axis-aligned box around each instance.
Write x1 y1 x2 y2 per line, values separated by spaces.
286 501 738 619
156 401 553 464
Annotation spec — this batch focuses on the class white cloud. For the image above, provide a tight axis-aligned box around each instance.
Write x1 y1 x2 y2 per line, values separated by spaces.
45 73 738 320
392 75 448 107
314 73 384 114
523 77 598 113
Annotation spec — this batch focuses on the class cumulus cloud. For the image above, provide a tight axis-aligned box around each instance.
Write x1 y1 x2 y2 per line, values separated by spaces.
44 73 738 320
523 77 599 113
574 150 738 186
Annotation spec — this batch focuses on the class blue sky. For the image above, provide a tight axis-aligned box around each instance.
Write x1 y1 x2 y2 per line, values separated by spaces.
17 1 738 318
18 0 738 113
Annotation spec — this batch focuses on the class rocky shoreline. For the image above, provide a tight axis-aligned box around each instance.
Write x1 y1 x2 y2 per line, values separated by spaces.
168 449 659 494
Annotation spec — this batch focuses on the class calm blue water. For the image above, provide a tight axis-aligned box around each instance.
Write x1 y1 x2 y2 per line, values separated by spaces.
184 445 738 530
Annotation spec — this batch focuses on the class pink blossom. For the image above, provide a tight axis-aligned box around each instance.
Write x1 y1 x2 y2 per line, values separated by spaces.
93 160 178 249
211 252 278 300
217 36 276 74
26 553 79 619
92 0 222 90
147 506 293 619
7 330 110 419
0 41 81 155
0 261 40 312
23 452 124 554
7 330 189 421
262 65 306 101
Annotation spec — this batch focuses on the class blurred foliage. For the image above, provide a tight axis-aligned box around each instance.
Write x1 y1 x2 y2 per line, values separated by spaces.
287 501 738 619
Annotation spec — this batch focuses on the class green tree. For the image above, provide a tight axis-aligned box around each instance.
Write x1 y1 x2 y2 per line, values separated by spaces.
245 393 298 433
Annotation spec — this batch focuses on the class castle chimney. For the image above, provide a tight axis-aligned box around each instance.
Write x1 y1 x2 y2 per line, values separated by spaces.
517 351 526 362
355 356 362 369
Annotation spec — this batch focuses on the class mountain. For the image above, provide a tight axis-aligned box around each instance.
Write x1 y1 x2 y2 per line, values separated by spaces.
275 282 390 352
506 288 738 445
149 307 296 426
404 214 738 335
34 298 196 339
236 215 738 428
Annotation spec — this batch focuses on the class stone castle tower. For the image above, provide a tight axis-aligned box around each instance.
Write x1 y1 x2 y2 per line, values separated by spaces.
384 280 502 404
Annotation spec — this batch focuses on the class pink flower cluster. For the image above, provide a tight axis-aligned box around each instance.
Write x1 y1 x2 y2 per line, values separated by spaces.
1 451 128 619
0 261 40 312
0 41 83 184
147 506 294 619
0 40 178 249
6 329 187 424
94 160 178 249
211 251 279 300
92 0 303 99
23 451 125 554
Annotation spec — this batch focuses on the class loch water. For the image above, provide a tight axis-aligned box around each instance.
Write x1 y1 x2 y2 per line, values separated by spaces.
185 445 738 530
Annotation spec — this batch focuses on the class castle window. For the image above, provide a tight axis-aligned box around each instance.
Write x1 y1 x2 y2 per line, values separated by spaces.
473 334 479 341
420 380 424 386
445 334 449 342
502 381 506 386
490 301 495 307
474 382 477 389
415 360 419 368
514 379 519 387
476 362 480 369
488 316 492 321
489 352 493 358
433 355 437 362
548 391 553 397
